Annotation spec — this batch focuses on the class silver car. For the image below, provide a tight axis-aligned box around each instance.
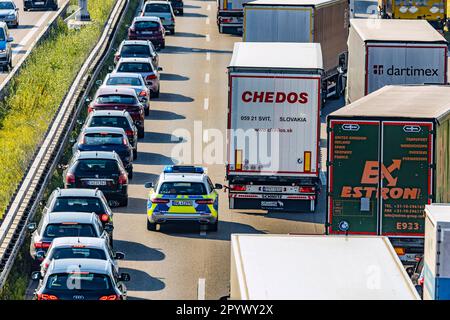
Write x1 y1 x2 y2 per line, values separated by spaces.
0 0 18 28
114 57 162 98
100 72 150 115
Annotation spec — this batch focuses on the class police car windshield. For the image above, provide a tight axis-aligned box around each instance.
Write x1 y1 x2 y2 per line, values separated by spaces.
44 224 97 238
52 197 105 214
49 248 107 261
46 273 112 291
159 182 207 195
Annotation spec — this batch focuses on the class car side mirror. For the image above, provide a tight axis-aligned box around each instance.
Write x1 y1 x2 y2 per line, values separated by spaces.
144 182 154 189
115 252 125 260
119 273 131 282
104 223 114 232
95 80 103 86
108 65 114 71
35 251 46 260
157 67 163 71
27 223 37 232
7 36 13 42
214 183 223 190
31 271 42 281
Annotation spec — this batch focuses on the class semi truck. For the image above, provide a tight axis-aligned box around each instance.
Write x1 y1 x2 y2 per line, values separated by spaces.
346 19 448 104
230 234 420 299
379 0 446 30
226 42 323 212
327 85 450 265
423 204 450 300
242 0 349 99
216 0 251 33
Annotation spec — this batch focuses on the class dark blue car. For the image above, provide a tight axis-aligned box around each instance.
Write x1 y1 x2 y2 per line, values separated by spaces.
73 127 134 178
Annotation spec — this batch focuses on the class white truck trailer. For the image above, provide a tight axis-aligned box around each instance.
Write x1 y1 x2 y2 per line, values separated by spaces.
346 19 448 104
424 204 450 300
230 234 420 300
227 42 323 212
242 0 349 99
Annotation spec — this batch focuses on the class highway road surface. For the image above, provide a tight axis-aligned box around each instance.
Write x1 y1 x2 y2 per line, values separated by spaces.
0 0 66 83
112 0 342 300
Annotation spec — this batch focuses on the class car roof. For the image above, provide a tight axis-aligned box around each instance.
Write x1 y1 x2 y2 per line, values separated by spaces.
145 0 172 4
76 150 119 160
108 72 143 79
51 237 107 248
160 172 208 184
134 16 162 22
53 188 103 198
46 212 98 224
82 126 126 135
49 259 111 275
91 109 130 117
95 86 137 97
117 57 153 64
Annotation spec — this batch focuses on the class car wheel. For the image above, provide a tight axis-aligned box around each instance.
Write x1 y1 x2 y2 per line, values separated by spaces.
145 107 149 116
52 5 58 11
128 168 133 180
133 148 137 160
120 197 128 207
147 219 157 231
155 88 160 98
209 219 218 232
179 10 184 15
109 235 113 248
161 42 165 49
138 127 145 138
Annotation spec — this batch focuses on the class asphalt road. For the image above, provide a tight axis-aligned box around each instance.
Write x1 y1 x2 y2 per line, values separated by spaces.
0 0 66 83
112 0 343 300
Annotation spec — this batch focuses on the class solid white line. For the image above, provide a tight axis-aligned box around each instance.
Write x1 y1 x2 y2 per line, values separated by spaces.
207 4 211 10
203 97 209 110
206 17 210 25
205 34 210 42
198 278 206 300
13 12 52 54
204 73 210 83
206 52 210 61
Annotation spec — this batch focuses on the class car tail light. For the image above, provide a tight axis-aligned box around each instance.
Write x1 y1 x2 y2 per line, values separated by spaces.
299 186 315 193
43 262 49 270
418 277 424 286
231 185 246 191
37 294 58 300
139 90 147 97
34 242 51 249
99 295 120 300
114 53 120 62
151 198 169 204
66 172 75 184
123 137 128 145
125 130 134 136
146 74 157 81
100 214 110 223
87 105 94 113
118 172 128 185
196 199 214 205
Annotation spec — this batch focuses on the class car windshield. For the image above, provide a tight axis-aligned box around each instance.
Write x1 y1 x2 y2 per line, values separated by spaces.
83 133 124 145
43 224 97 238
46 273 112 291
159 182 207 195
49 247 107 260
145 3 170 12
52 197 105 214
90 116 132 131
75 159 119 174
121 44 151 56
354 1 378 15
0 2 14 10
117 62 153 73
106 76 142 86
134 21 160 29
96 94 136 105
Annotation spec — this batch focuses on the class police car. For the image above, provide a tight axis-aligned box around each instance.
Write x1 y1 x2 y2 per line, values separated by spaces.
144 166 223 231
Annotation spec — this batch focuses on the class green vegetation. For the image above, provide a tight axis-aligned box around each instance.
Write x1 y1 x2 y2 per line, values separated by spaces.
0 0 115 219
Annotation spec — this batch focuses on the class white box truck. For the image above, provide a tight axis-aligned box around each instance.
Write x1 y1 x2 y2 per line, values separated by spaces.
217 0 251 33
242 0 349 99
424 204 450 300
227 42 323 212
230 234 420 300
346 19 448 104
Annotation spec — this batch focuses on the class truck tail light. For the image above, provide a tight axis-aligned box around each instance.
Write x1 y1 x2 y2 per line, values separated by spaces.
231 185 246 191
196 199 214 205
66 172 75 184
99 295 120 300
299 186 315 193
151 198 169 204
221 18 232 23
304 151 311 172
37 294 58 300
235 149 243 170
394 247 406 256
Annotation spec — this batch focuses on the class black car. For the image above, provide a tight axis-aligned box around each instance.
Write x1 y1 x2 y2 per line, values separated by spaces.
72 127 134 178
32 259 130 300
64 151 129 207
24 0 58 11
170 0 183 15
84 110 139 160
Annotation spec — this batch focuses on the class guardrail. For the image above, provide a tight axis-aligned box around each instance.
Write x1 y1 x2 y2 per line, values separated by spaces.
0 0 129 290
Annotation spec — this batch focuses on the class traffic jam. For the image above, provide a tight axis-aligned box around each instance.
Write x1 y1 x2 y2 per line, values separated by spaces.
3 0 450 302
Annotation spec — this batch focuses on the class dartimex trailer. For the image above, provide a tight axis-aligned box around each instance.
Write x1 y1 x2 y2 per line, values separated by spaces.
327 85 450 265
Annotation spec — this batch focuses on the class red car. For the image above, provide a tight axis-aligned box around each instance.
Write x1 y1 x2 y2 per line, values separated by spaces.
88 87 145 138
128 16 165 49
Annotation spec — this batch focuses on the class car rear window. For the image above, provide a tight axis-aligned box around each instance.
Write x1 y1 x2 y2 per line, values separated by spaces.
96 94 137 105
121 44 151 56
75 159 119 175
89 116 132 131
83 133 124 145
46 273 112 291
106 76 142 86
134 21 160 29
159 182 207 195
43 224 97 238
117 62 153 73
52 197 105 214
145 3 170 12
49 248 107 260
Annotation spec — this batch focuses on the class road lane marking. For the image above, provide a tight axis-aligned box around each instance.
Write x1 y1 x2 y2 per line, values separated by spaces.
198 278 206 300
204 97 209 110
206 18 210 25
204 73 210 83
13 11 52 54
206 52 210 61
207 4 211 10
205 34 210 42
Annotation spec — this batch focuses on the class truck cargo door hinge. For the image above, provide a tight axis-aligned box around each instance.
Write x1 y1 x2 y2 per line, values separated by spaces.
326 161 333 167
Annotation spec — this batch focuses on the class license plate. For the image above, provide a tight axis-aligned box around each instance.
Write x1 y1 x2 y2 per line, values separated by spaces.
142 31 153 34
35 1 45 5
173 200 192 206
86 180 107 186
262 186 283 192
